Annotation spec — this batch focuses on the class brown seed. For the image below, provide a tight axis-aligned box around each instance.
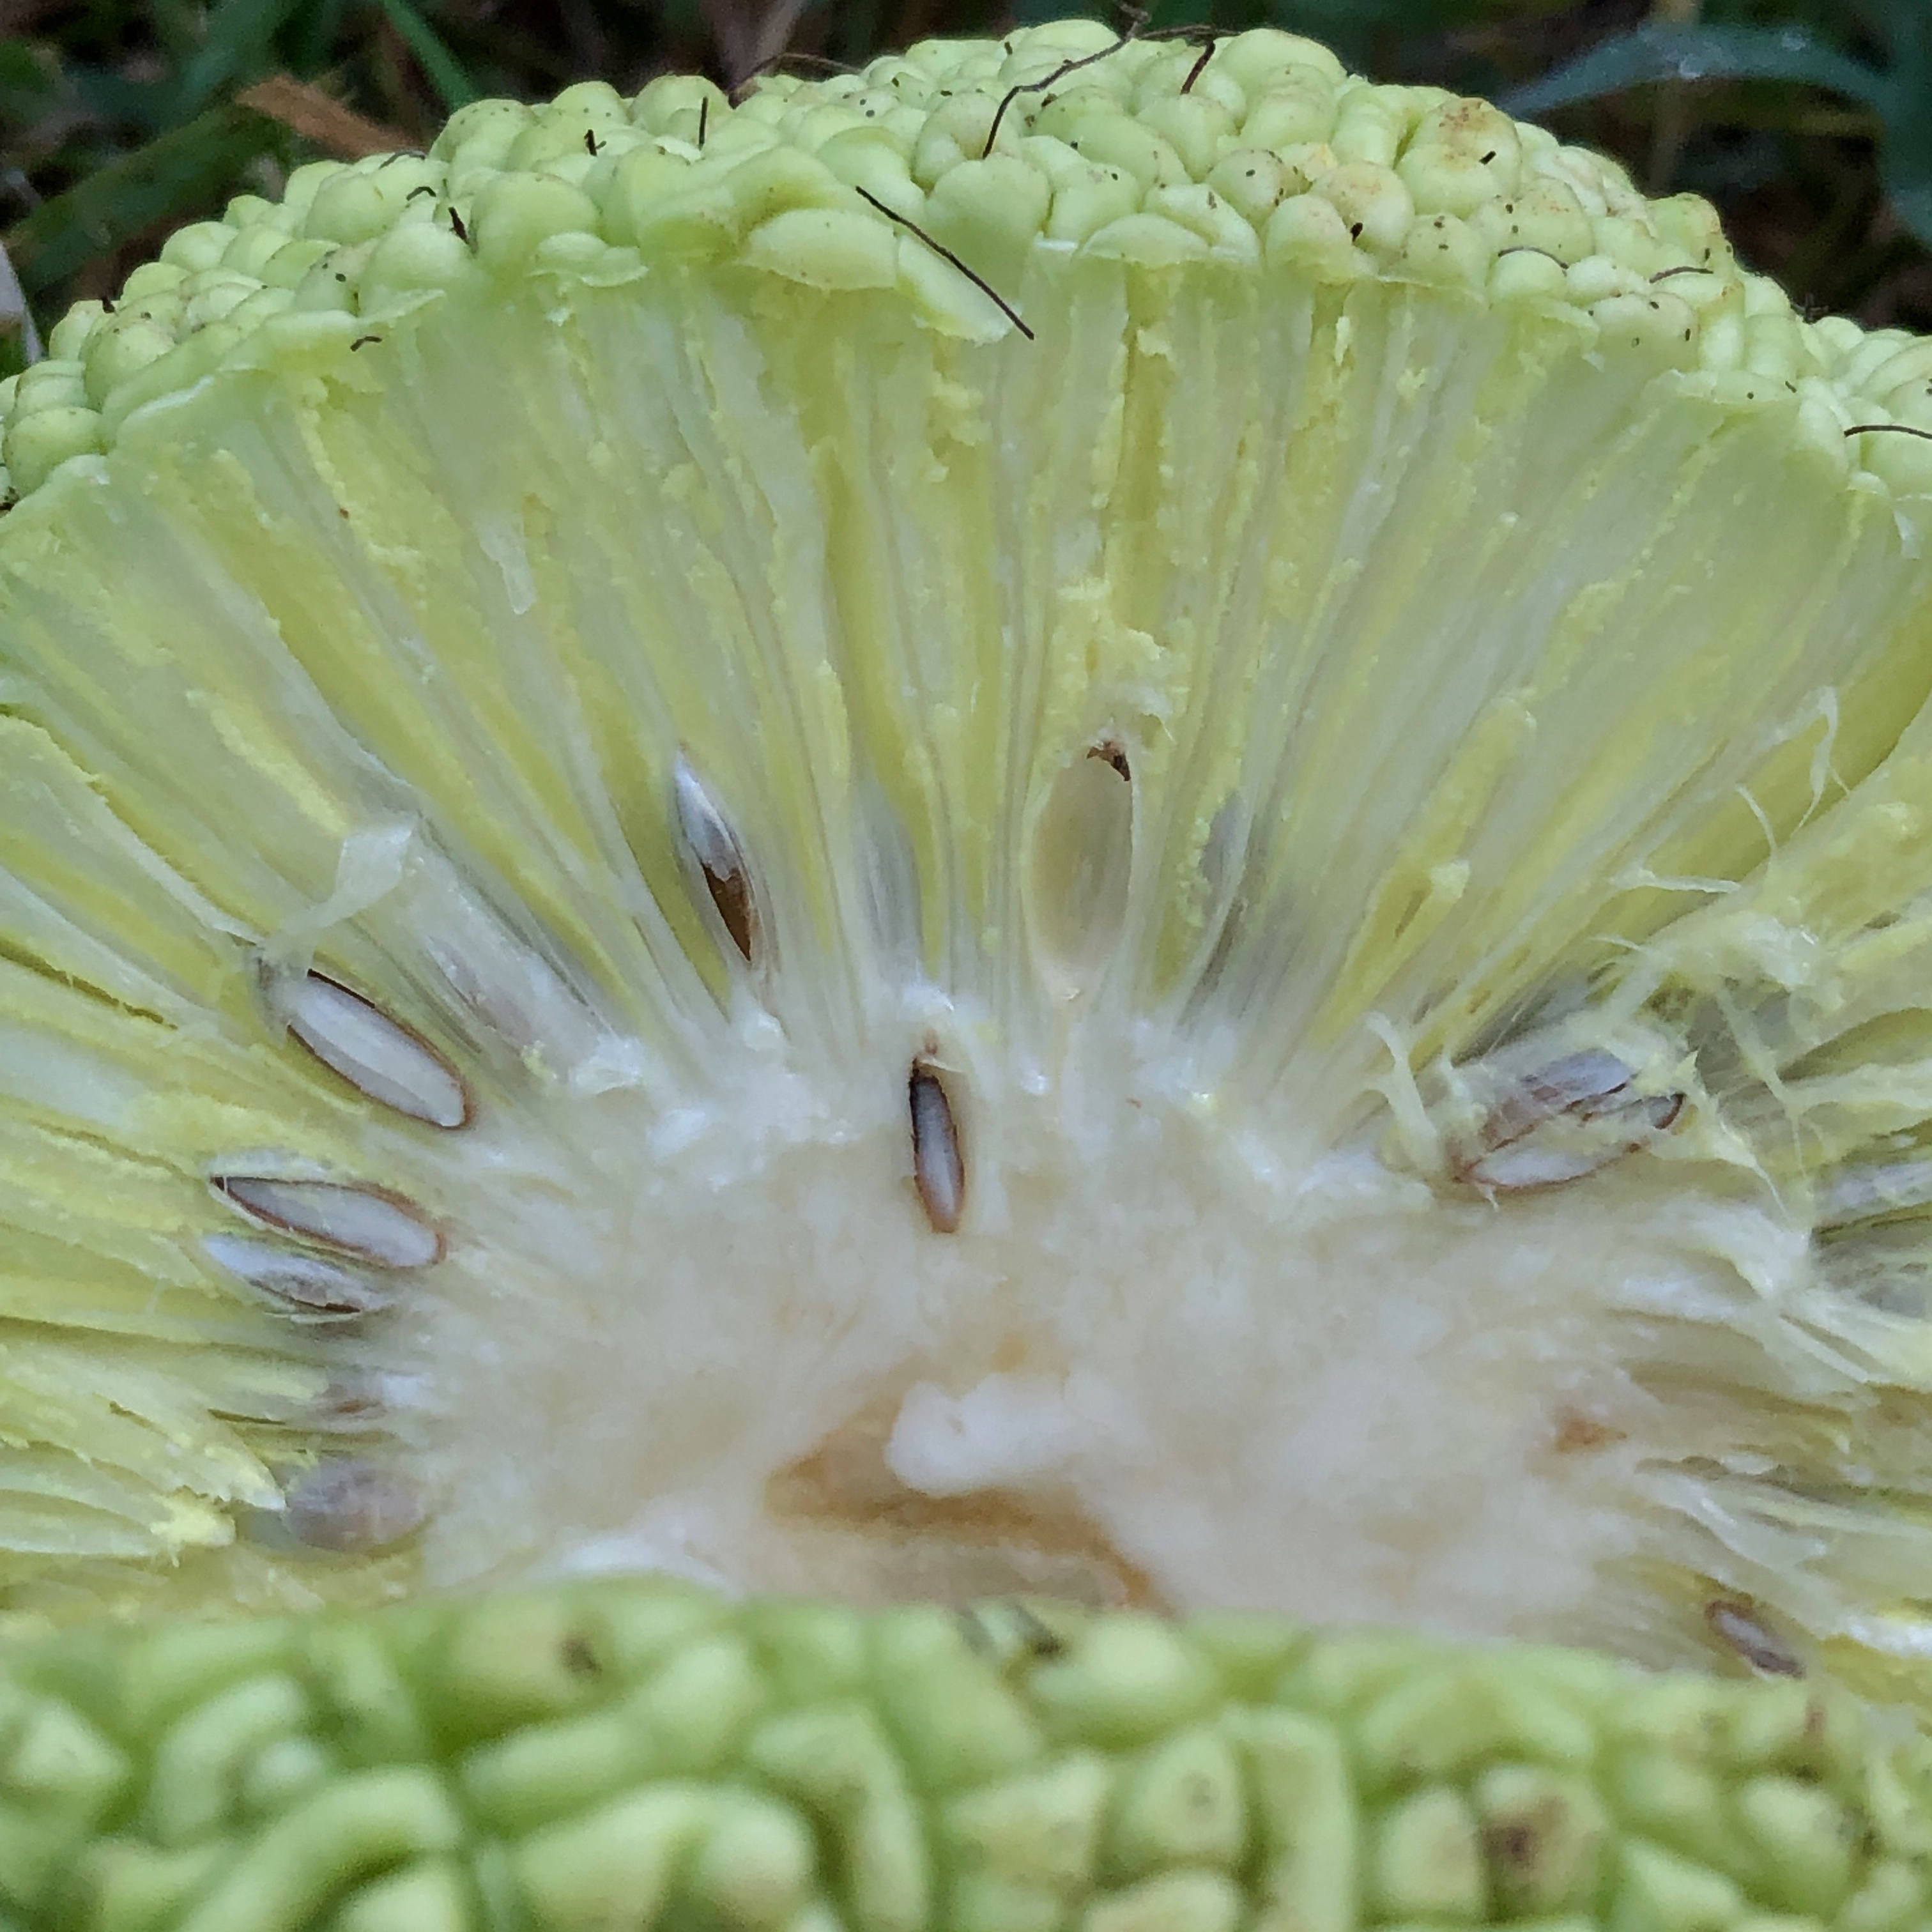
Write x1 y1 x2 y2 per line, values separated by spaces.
1458 1048 1685 1192
910 1057 964 1233
203 1234 395 1321
284 972 471 1128
1705 1597 1804 1676
674 753 760 963
281 1459 425 1553
211 1176 444 1269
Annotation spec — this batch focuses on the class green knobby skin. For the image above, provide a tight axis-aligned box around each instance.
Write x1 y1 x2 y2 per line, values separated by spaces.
0 1577 1928 1931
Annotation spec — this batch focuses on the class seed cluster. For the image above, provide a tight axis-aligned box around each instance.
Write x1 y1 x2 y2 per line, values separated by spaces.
10 20 1932 504
4 1575 1929 1931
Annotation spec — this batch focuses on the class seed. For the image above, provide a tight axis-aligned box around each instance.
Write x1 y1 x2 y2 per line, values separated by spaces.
673 753 760 963
1705 1597 1804 1676
1459 1049 1685 1192
284 972 471 1128
281 1459 425 1553
910 1056 965 1234
203 1234 395 1320
211 1176 444 1269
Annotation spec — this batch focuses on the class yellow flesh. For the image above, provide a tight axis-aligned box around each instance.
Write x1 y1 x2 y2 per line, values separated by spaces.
6 27 1932 1703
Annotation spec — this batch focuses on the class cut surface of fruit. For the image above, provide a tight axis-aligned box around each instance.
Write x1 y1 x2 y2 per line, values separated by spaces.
8 20 1932 1707
5 1575 1932 1932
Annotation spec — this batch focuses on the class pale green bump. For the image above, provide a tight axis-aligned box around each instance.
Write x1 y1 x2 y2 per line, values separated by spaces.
510 1782 709 1929
111 1620 295 1739
742 1600 869 1704
173 1767 463 1932
1860 1745 1932 1860
816 130 924 210
358 223 480 312
593 1579 723 1680
923 155 1052 293
468 174 602 273
1079 1869 1244 1932
1567 252 1643 305
1722 1681 1860 1784
180 271 263 334
1027 1614 1219 1749
604 147 708 252
1315 160 1414 254
1232 26 1348 93
1397 211 1487 289
1036 108 1188 193
256 236 335 292
1080 211 1210 268
436 1592 611 1739
158 220 236 273
11 359 86 411
1734 1775 1855 1918
1836 1857 1928 1932
1356 1662 1597 1786
1612 1838 1747 1932
1609 1747 1735 1874
288 253 358 319
742 206 901 290
1045 165 1143 247
1239 76 1340 151
1490 245 1570 303
1103 1722 1246 1879
1136 94 1236 182
1590 289 1701 364
1144 185 1262 262
910 98 1002 189
142 1673 310 1846
1474 1764 1611 1917
686 1791 820 1932
237 1736 337 1822
1 405 106 496
298 1622 431 1766
868 1609 1045 1790
1330 86 1409 168
458 1697 654 1834
38 334 130 425
429 98 533 180
277 158 348 225
1473 178 1595 264
1181 1611 1308 1699
631 71 727 144
1276 1629 1426 1715
73 1837 230 1932
220 222 293 278
1369 1784 1487 1922
44 301 107 360
330 1857 471 1932
304 162 440 247
746 1703 929 1932
631 1632 769 1774
943 1752 1113 1899
1223 1708 1358 1932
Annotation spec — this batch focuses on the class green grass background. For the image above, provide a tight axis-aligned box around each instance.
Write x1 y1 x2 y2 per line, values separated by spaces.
3 0 1929 360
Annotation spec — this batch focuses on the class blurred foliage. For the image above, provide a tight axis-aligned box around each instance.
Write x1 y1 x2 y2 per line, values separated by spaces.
3 0 1932 367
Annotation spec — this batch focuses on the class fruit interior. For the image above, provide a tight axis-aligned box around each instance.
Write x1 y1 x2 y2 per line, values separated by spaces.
8 27 1932 1698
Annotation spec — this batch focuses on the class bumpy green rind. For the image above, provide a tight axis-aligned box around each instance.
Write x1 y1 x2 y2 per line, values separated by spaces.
9 18 1932 504
2 1577 1929 1931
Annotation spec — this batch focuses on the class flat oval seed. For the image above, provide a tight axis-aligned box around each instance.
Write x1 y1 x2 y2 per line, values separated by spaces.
910 1059 965 1234
282 1459 426 1552
673 753 760 963
203 1233 395 1319
213 1177 444 1269
287 973 471 1128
